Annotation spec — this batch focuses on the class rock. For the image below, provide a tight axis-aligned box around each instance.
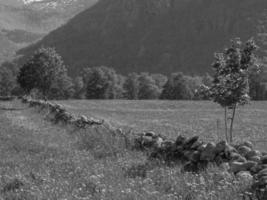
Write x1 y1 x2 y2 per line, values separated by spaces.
224 144 237 160
142 136 154 147
246 150 261 160
175 135 186 146
258 168 267 177
191 141 203 150
249 156 261 163
80 115 88 122
160 140 174 150
236 171 253 183
197 143 207 152
215 141 228 154
155 137 164 148
237 145 252 156
243 141 254 149
184 151 201 162
184 136 199 149
145 131 156 137
258 176 267 186
200 142 216 161
230 161 257 173
261 155 267 164
230 152 247 163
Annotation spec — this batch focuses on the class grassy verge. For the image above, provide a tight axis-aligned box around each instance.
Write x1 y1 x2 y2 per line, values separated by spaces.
0 100 257 199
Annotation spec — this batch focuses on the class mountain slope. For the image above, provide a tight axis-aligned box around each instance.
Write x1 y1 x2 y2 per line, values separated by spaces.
18 0 267 76
0 0 98 63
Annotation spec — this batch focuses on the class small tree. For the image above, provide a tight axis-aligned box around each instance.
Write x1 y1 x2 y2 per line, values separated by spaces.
209 38 259 142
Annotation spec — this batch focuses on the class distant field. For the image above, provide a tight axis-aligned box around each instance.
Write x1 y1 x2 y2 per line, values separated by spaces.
57 100 267 150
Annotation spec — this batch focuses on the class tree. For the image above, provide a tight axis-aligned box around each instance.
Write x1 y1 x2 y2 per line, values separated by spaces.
138 73 161 99
249 65 266 100
48 74 74 100
161 72 194 100
208 38 259 142
0 67 16 96
123 73 140 99
17 47 69 98
73 76 85 99
84 66 123 99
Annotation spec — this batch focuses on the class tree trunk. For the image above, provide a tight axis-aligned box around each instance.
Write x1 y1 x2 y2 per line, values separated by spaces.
229 104 237 143
224 107 229 142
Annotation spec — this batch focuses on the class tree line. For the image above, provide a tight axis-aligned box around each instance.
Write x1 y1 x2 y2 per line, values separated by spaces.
0 46 266 100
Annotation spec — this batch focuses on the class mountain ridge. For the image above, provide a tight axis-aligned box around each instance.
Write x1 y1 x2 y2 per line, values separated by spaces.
18 0 267 76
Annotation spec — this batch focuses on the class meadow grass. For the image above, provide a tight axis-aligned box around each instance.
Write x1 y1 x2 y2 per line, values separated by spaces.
57 100 267 151
0 100 261 199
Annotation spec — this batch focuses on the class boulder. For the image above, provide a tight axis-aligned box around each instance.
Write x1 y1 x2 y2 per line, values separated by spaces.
160 140 174 151
200 142 216 161
191 140 203 150
175 135 186 146
224 144 237 160
80 115 88 122
246 150 261 160
237 145 252 157
183 136 199 149
197 143 207 152
261 155 267 164
215 140 228 154
258 168 267 177
155 137 164 148
145 131 156 138
249 156 261 163
230 152 247 163
230 161 257 173
243 141 254 149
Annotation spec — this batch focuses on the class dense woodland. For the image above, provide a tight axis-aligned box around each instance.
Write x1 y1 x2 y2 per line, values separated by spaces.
0 47 266 100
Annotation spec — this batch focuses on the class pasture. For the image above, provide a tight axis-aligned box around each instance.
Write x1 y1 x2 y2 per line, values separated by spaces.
0 100 266 199
57 100 267 151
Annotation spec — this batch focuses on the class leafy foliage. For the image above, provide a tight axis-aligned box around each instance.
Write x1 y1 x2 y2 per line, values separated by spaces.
209 38 259 108
17 47 72 99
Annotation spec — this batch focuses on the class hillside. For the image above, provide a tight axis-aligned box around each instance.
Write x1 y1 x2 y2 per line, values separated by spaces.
17 0 267 76
0 0 98 64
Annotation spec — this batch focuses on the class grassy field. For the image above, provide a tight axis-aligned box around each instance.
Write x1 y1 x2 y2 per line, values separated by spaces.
57 100 267 151
0 100 263 199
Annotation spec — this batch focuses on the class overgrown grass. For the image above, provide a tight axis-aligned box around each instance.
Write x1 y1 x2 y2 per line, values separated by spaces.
0 100 259 199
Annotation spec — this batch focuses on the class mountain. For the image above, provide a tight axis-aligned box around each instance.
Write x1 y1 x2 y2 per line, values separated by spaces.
0 0 98 64
17 0 267 76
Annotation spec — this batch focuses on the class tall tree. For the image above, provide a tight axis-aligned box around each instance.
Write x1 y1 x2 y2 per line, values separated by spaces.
84 66 122 99
161 72 194 100
17 47 70 99
138 73 161 99
123 73 140 100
